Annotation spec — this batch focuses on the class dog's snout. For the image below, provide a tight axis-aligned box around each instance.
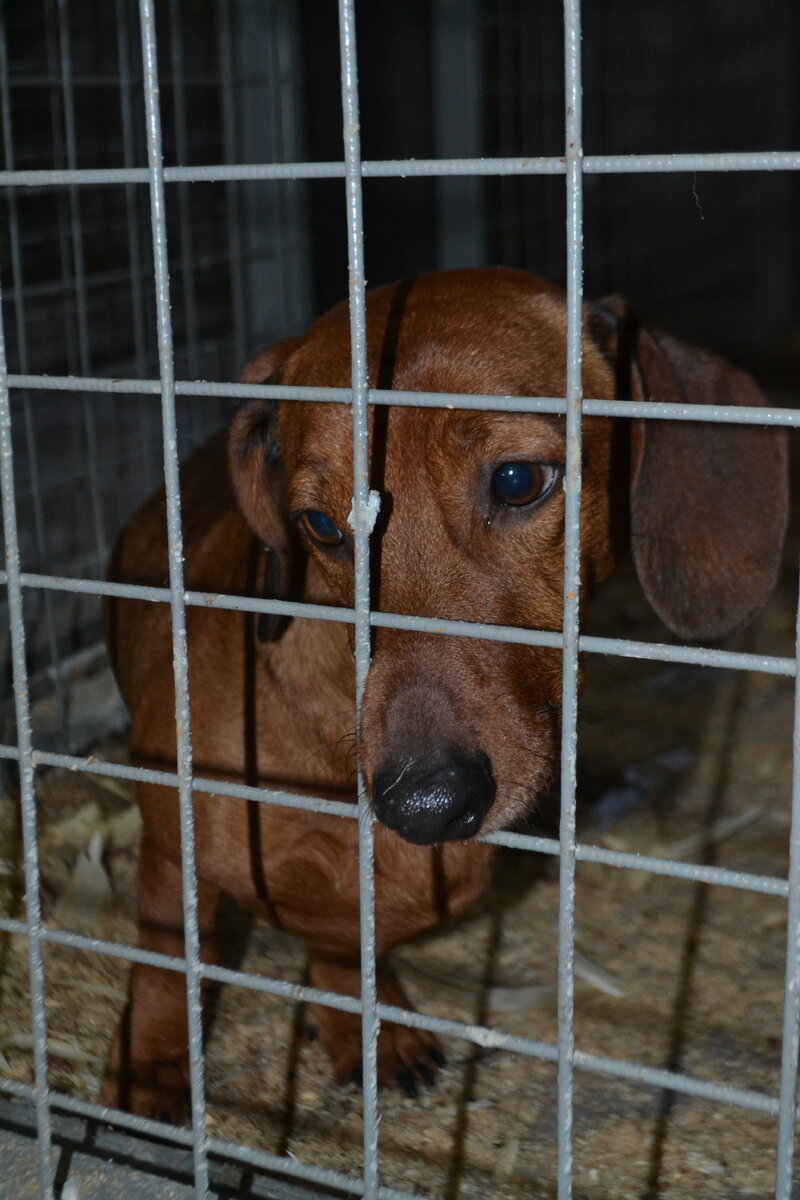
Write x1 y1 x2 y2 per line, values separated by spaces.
372 751 495 844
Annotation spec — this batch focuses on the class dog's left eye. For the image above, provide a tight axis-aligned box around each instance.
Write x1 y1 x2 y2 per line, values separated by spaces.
300 509 345 547
491 461 556 508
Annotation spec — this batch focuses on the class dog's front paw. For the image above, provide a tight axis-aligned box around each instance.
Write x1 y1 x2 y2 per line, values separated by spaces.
318 1007 447 1095
309 960 447 1094
99 1055 191 1124
378 1021 447 1096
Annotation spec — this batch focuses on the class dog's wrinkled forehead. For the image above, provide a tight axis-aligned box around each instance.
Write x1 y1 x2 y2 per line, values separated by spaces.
275 267 612 510
282 267 574 395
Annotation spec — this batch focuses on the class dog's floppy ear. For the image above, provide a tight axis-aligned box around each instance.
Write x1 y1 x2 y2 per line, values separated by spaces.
228 338 300 641
595 298 788 642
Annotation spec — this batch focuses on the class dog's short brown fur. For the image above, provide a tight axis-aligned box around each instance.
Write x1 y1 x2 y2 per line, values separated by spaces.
101 267 788 1118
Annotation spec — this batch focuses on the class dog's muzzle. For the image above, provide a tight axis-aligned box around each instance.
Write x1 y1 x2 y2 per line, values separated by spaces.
372 750 495 844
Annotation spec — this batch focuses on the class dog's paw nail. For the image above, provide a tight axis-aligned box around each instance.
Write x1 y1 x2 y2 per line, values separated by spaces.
428 1047 447 1069
305 1023 319 1042
416 1060 436 1088
395 1068 419 1098
349 1065 363 1088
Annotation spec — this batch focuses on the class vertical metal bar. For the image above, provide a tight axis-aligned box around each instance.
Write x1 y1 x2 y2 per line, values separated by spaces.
0 277 56 1197
558 1 583 1197
43 0 77 379
495 0 510 261
116 0 149 382
137 2 210 1196
273 3 312 332
267 2 293 330
43 0 85 557
115 0 158 492
0 22 69 743
216 0 247 373
337 3 381 1198
774 570 800 1196
56 0 108 570
167 0 201 388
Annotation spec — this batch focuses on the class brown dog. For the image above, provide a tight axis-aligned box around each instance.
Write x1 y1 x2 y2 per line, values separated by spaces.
101 267 787 1119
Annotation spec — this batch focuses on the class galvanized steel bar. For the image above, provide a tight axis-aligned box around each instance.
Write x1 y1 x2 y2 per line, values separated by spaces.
56 0 108 570
1 13 796 1194
1 148 799 187
558 1 584 1193
0 738 789 897
774 567 800 1193
489 829 793 897
114 0 149 382
0 286 56 1194
24 743 357 819
216 0 247 371
137 0 210 1194
0 918 785 1132
337 1 381 1194
167 0 201 388
583 151 800 174
0 22 70 744
8 372 800 429
2 572 798 679
40 2 78 390
0 925 784 1123
0 954 782 1120
0 913 27 936
56 0 91 378
114 0 157 492
3 568 796 676
266 2 296 330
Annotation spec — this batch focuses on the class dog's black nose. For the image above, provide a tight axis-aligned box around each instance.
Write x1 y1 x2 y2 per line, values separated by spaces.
372 751 495 844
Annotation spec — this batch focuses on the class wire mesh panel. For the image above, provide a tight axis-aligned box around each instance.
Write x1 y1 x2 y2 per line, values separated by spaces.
0 0 311 709
482 0 800 356
0 2 799 1200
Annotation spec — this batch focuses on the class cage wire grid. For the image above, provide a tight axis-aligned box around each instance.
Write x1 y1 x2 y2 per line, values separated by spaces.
0 0 798 1198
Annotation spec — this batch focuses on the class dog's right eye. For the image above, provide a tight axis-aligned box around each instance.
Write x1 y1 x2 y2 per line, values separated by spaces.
300 509 345 547
491 461 557 508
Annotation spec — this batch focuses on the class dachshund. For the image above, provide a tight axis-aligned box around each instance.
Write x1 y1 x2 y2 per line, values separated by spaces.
100 266 788 1119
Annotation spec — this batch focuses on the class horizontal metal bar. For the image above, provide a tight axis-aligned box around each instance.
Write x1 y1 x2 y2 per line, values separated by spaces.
0 742 356 819
489 830 790 897
0 955 779 1119
0 1080 417 1200
1 568 794 677
40 925 365 1016
374 1002 779 1115
0 150 798 188
0 164 347 186
8 374 800 428
374 616 795 678
0 823 786 962
0 1077 30 1101
1 569 357 625
0 914 26 936
0 743 788 896
584 151 800 174
577 634 794 678
569 1049 778 1114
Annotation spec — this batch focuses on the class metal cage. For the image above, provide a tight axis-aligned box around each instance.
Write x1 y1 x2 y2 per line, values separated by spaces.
0 2 799 1198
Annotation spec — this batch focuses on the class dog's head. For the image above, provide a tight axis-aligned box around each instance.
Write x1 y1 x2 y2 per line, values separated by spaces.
230 267 788 844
